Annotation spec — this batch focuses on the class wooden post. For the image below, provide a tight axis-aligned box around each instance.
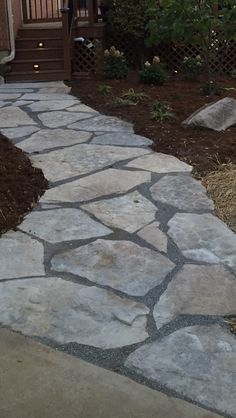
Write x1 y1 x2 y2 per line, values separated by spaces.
88 0 95 25
21 0 29 23
61 7 71 79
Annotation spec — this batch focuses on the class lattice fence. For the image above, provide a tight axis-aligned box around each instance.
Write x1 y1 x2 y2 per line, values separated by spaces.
105 29 236 74
73 38 104 76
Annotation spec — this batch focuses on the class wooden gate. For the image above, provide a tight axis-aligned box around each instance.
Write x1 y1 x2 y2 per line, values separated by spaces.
22 0 62 23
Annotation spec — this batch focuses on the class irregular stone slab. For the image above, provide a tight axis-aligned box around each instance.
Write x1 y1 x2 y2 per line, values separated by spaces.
4 81 66 89
0 278 149 348
183 97 236 131
127 153 192 173
150 175 214 210
13 100 34 107
1 126 40 139
69 115 133 133
40 169 151 203
0 101 10 108
21 93 77 101
67 104 98 113
39 86 71 94
81 191 157 233
0 231 45 280
52 239 175 296
154 264 236 329
27 99 77 112
125 325 236 417
0 86 34 92
0 93 21 100
18 129 91 153
137 222 168 253
0 106 36 127
91 132 152 147
38 111 92 128
31 144 149 182
168 213 236 271
19 208 112 243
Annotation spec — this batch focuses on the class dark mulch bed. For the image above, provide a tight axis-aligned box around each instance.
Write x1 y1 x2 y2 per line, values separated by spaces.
71 72 236 178
0 134 47 235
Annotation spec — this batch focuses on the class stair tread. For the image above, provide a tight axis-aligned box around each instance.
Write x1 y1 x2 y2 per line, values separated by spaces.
12 58 63 63
16 37 63 41
16 48 63 52
8 70 67 75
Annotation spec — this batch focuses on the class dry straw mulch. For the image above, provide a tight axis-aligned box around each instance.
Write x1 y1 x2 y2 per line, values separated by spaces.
202 163 236 233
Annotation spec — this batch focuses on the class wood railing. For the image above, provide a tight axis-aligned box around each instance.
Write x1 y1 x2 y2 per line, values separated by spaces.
22 0 99 24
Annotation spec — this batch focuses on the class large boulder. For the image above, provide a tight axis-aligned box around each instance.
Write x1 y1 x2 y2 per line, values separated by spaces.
182 97 236 131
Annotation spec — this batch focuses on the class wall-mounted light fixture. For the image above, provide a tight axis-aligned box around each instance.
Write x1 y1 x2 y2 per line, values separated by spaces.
33 64 40 71
38 42 44 48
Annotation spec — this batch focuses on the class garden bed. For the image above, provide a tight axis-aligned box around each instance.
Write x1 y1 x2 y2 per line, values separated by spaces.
72 72 236 177
0 134 47 236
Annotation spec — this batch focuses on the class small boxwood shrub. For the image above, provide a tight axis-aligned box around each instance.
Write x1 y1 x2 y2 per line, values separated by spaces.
140 56 166 86
104 46 129 79
181 55 204 80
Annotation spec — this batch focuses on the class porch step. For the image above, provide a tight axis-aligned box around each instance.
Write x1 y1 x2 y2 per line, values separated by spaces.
15 48 63 60
6 25 67 82
6 70 70 82
11 58 64 72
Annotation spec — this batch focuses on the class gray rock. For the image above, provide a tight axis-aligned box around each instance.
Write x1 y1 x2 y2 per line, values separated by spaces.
19 208 112 243
66 104 98 113
168 213 236 272
40 169 151 203
6 81 66 89
150 175 214 210
51 239 175 296
21 93 77 101
154 264 236 329
69 115 133 133
0 93 21 100
137 222 168 252
1 126 40 139
0 278 149 348
32 145 149 182
0 231 45 280
183 97 236 131
125 325 236 417
91 133 152 147
38 111 92 128
127 153 192 173
0 101 10 108
18 129 91 153
28 100 77 112
81 191 157 233
12 100 34 107
0 106 36 127
39 86 71 94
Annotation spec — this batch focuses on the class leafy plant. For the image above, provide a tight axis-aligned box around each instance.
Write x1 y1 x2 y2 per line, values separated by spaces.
150 99 174 121
200 80 223 96
103 46 129 79
231 69 236 79
97 84 113 95
112 96 137 107
146 0 236 86
181 55 204 81
140 56 166 85
120 88 149 104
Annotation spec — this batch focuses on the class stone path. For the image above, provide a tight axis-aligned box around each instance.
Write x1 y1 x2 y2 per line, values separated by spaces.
0 81 236 418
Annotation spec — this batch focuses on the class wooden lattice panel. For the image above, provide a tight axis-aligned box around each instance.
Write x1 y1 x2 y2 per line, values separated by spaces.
73 38 103 76
106 29 236 75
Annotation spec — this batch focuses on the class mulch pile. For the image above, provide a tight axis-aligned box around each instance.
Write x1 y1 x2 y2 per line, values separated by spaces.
0 133 47 235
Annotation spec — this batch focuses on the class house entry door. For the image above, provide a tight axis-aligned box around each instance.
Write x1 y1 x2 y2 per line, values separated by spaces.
21 0 62 23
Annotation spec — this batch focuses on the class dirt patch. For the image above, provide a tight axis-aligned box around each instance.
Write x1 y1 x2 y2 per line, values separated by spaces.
202 163 236 232
71 72 236 178
0 133 48 236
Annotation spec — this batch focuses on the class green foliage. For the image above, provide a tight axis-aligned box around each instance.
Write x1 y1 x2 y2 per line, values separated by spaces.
112 97 137 107
97 84 113 95
200 81 223 96
150 99 174 121
121 88 149 104
181 55 204 80
146 0 236 82
231 69 236 79
103 46 129 80
107 0 156 40
140 57 166 85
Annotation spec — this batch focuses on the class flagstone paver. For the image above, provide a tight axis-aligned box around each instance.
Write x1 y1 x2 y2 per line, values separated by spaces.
0 81 235 418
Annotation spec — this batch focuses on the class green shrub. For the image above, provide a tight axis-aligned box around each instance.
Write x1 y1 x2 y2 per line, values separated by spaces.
112 97 136 107
150 100 174 122
97 84 113 95
231 69 236 79
120 88 149 104
181 55 204 81
104 46 129 80
200 81 223 96
140 56 166 86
